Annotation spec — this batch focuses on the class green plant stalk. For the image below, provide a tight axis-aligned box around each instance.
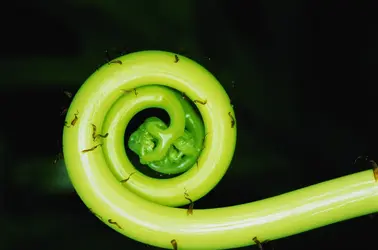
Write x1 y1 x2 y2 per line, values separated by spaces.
63 51 378 250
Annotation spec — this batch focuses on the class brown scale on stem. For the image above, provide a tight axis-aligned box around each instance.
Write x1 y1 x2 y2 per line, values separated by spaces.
253 237 263 250
252 237 274 250
89 208 103 220
64 110 79 128
228 112 235 128
121 172 136 183
91 124 109 141
120 88 138 96
108 219 122 229
193 99 207 105
105 49 122 65
109 60 122 65
370 160 378 181
174 54 179 63
354 156 378 182
81 144 102 153
170 239 178 250
184 188 194 215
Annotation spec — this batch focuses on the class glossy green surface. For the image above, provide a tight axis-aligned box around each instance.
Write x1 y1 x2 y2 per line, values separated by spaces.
63 51 378 249
128 90 204 175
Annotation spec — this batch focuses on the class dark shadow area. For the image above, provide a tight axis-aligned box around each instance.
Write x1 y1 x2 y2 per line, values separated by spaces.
2 0 378 249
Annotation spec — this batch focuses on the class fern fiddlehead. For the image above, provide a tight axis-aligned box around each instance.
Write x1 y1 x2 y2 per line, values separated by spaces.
63 51 378 249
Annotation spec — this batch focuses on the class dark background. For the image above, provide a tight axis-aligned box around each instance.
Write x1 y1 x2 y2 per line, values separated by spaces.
2 1 378 249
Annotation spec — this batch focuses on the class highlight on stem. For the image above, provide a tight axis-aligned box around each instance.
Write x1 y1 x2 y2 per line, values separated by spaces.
63 50 378 249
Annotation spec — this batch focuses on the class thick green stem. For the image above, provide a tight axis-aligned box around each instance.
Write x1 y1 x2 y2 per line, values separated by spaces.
63 51 378 250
